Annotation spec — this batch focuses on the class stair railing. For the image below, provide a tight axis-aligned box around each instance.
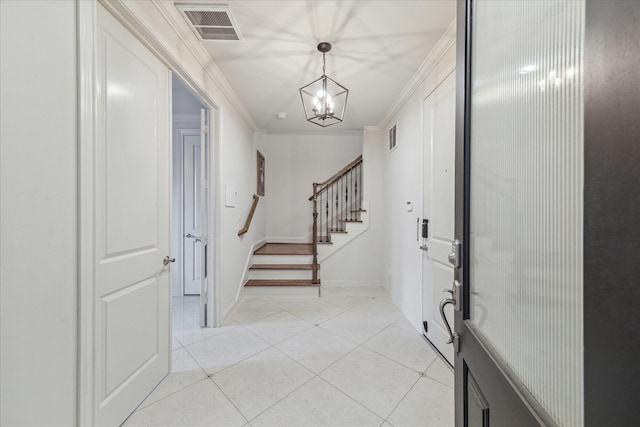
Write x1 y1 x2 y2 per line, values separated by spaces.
309 155 363 284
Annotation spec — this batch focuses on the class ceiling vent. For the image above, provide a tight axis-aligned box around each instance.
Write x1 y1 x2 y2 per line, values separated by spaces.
176 4 241 41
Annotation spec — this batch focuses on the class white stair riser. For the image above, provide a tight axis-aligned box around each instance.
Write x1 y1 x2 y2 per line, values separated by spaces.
248 269 313 280
317 211 369 263
243 286 319 298
252 254 314 264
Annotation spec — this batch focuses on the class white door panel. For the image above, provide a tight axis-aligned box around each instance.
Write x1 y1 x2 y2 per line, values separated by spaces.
182 133 201 295
422 71 456 366
95 5 170 425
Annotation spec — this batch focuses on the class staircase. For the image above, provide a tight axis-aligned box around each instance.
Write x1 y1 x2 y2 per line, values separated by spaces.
243 156 364 297
244 243 319 297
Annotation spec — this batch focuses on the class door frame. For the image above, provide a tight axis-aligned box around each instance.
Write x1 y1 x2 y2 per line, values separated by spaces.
77 1 222 423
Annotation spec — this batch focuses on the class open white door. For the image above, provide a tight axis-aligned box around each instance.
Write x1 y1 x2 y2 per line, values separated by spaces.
93 5 170 425
199 108 209 327
421 71 456 366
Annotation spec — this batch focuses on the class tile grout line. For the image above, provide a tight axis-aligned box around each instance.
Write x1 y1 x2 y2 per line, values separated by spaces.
382 374 423 424
207 377 252 425
358 324 440 374
176 323 240 348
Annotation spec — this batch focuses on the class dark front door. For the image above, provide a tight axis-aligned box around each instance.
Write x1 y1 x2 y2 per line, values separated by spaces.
453 1 586 425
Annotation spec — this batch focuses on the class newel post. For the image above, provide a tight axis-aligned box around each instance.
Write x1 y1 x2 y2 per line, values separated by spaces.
312 183 319 284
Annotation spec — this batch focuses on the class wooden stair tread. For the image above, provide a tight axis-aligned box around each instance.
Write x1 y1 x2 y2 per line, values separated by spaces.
245 279 318 287
351 209 367 212
344 219 363 223
254 243 313 255
249 264 314 270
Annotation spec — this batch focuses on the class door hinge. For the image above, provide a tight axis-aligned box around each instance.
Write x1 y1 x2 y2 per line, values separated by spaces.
448 239 462 269
202 124 209 133
423 321 428 333
454 333 461 353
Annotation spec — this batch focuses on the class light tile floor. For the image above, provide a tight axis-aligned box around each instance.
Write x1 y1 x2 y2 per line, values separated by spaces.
123 288 454 427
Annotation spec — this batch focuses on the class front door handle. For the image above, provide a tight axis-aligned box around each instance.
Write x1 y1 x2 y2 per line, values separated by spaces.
163 256 175 266
439 298 455 344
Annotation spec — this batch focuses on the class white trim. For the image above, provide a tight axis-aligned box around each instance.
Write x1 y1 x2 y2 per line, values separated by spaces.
210 107 223 327
321 280 383 288
76 0 97 424
377 19 456 130
363 125 380 132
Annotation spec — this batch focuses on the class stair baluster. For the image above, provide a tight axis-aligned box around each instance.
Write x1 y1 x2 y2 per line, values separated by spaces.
309 155 363 286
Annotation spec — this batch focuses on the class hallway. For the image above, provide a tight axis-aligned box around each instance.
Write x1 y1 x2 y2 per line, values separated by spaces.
123 289 453 426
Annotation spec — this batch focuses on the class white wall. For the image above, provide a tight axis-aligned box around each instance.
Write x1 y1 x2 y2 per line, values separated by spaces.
219 116 266 316
321 129 385 287
381 40 457 330
262 131 362 241
0 1 77 425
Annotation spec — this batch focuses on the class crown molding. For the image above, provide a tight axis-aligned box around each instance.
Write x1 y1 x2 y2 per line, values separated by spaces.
363 126 380 133
151 0 257 130
100 0 257 131
263 128 364 136
377 19 457 130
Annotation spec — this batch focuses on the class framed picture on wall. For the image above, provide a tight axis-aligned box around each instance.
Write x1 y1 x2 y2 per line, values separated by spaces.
257 151 265 196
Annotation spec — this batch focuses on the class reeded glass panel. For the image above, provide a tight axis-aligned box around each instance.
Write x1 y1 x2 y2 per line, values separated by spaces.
470 1 584 425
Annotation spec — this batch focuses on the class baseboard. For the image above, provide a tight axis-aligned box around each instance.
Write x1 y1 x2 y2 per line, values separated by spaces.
321 280 382 288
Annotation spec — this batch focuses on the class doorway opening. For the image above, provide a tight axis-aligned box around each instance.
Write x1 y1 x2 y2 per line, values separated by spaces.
171 74 212 341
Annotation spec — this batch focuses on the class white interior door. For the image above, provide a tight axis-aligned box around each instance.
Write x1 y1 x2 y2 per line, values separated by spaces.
182 131 202 295
94 5 170 425
422 71 456 366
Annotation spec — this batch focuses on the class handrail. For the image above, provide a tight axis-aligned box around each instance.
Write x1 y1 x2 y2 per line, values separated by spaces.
308 155 363 201
238 194 259 236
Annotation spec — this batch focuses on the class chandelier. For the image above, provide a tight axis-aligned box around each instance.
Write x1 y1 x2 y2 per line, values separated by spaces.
299 42 349 127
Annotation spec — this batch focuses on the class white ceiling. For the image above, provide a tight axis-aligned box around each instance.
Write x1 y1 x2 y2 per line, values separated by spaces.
173 0 456 131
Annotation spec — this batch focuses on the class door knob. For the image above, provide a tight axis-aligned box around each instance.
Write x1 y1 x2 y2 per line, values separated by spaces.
163 256 175 265
185 233 202 242
419 244 428 251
